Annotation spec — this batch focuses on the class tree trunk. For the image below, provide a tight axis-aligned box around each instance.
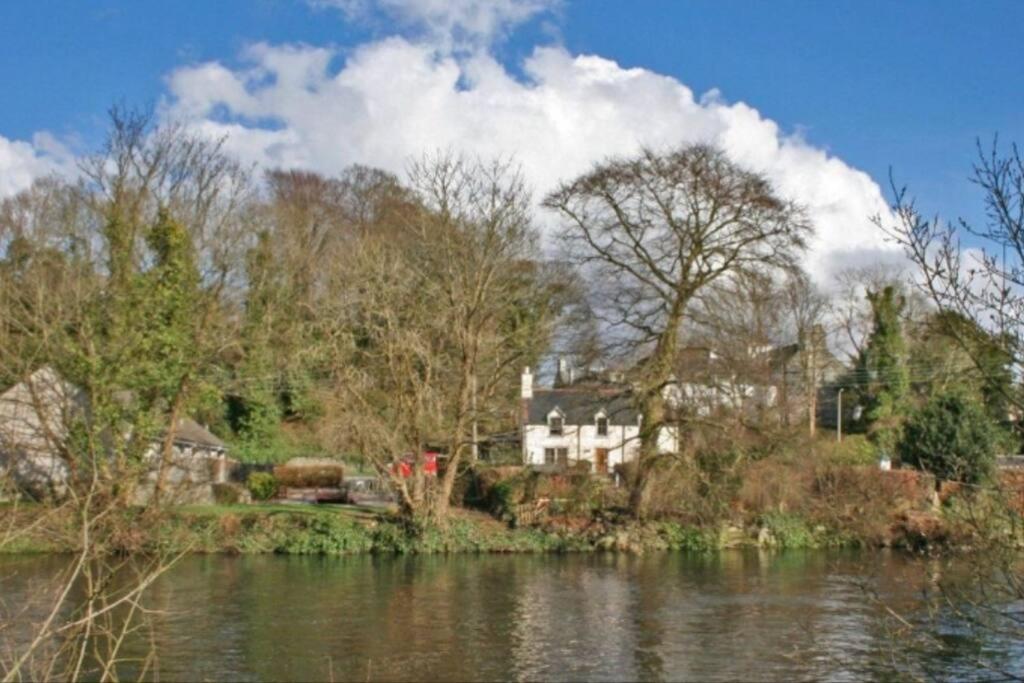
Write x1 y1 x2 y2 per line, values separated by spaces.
628 454 656 520
434 366 474 522
153 379 188 507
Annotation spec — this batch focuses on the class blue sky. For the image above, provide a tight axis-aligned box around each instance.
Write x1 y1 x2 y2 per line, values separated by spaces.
2 0 1022 260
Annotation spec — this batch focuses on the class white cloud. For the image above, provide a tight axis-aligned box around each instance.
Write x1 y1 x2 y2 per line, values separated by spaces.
0 132 75 199
164 34 900 280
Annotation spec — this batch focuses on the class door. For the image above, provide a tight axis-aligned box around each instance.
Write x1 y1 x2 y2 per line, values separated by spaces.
595 448 609 475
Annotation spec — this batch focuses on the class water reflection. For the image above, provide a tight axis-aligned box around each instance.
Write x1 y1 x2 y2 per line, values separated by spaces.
1 550 1019 681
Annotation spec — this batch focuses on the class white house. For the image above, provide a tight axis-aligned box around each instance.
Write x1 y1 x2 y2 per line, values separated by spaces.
519 366 680 473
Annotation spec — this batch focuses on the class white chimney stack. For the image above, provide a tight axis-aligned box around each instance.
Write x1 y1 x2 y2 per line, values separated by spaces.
521 367 533 399
557 357 569 384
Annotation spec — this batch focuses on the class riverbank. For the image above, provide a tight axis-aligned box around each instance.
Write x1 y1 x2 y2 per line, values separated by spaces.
0 499 997 556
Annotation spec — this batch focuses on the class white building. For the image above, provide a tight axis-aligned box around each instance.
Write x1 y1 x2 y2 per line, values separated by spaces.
519 366 679 474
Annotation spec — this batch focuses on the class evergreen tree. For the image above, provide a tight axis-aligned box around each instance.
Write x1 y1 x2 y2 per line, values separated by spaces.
899 388 1002 488
858 286 910 457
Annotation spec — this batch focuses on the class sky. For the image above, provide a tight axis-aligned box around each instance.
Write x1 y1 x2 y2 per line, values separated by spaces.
2 0 1022 280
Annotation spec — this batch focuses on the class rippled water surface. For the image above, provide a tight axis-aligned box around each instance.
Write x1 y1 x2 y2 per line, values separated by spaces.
2 550 1020 681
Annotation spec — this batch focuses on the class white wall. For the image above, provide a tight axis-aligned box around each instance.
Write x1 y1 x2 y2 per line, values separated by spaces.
522 422 644 469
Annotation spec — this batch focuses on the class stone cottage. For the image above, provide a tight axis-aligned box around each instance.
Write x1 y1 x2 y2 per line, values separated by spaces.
0 367 230 502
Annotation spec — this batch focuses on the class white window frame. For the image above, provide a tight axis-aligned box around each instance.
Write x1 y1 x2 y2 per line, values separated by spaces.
548 409 564 436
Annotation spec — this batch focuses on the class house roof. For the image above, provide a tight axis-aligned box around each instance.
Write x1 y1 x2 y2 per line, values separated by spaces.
525 389 639 426
1 367 227 452
169 418 226 450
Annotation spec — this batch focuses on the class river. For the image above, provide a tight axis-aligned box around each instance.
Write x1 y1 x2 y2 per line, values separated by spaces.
1 550 1020 681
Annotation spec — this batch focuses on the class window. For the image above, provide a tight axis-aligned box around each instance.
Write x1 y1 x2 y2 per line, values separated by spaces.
544 448 568 466
548 414 563 436
596 415 609 437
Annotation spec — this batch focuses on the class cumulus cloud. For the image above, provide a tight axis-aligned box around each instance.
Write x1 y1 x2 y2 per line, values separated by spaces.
164 31 900 280
0 132 75 199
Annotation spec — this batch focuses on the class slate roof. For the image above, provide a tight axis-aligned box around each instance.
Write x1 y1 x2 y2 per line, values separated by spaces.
169 418 226 450
525 389 639 426
1 367 227 452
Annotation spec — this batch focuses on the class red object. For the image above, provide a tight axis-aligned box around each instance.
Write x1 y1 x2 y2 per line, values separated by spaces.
392 452 439 478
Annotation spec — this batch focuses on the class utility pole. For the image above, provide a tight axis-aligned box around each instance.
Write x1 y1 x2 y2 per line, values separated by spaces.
807 337 817 438
470 374 479 462
836 387 844 443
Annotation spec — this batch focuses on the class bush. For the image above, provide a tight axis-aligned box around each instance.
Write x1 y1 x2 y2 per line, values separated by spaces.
760 511 816 548
657 522 718 552
247 472 278 501
899 389 1003 486
212 482 246 505
737 458 808 515
272 465 344 488
818 434 878 467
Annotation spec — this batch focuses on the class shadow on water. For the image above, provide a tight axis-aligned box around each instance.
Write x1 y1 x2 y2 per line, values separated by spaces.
1 549 1019 681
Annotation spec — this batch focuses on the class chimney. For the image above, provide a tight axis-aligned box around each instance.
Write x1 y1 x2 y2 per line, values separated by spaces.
521 367 533 399
557 356 570 387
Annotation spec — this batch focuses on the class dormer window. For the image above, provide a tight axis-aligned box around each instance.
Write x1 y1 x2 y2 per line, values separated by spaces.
548 413 564 436
596 415 609 437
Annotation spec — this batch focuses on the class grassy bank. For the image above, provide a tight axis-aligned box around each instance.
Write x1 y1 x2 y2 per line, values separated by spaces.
0 499 987 556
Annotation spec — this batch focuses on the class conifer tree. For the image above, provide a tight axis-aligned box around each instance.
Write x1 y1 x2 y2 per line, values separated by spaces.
858 285 910 457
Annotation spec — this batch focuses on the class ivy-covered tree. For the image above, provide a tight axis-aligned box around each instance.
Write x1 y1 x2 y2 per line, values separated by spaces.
898 389 1003 489
858 285 911 458
912 310 1017 429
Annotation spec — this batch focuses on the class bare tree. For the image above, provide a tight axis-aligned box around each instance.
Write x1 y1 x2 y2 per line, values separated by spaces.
0 108 253 679
783 270 831 436
873 138 1024 678
321 153 558 523
879 138 1024 415
682 269 785 424
831 263 927 362
544 144 809 518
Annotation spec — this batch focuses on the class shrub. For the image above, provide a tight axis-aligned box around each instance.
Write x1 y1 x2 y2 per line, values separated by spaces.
271 514 375 554
899 389 1003 487
761 511 816 549
737 458 808 515
657 522 718 552
247 472 278 501
818 434 878 467
212 482 246 505
272 464 344 488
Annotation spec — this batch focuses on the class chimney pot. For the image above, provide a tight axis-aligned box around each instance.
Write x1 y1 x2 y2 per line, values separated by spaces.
521 367 533 400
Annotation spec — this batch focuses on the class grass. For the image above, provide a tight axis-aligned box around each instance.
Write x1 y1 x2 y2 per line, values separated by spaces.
179 502 389 521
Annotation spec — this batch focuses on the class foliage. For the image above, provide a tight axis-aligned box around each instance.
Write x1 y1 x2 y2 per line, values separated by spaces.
760 511 817 549
272 464 344 488
858 285 911 456
656 522 719 552
212 483 246 505
913 311 1018 436
546 145 809 519
898 389 1003 485
271 514 376 554
318 154 564 522
246 472 279 501
817 434 879 467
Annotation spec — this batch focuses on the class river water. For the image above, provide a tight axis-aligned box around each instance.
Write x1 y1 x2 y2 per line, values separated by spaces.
1 550 1021 681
